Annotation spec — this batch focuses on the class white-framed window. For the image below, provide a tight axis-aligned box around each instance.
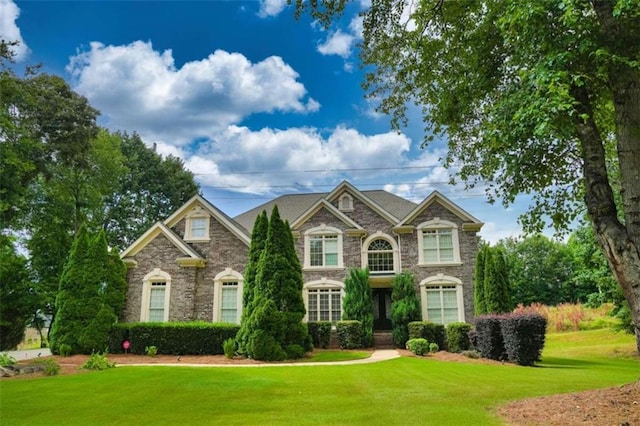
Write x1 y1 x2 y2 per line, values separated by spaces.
185 205 210 241
141 268 171 322
303 279 344 322
362 232 399 275
338 193 354 212
419 275 465 324
417 218 461 265
213 268 243 323
303 225 343 270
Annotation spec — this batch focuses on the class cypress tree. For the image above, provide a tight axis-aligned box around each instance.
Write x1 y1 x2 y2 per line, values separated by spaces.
391 272 421 347
343 268 373 347
474 244 488 315
484 246 512 314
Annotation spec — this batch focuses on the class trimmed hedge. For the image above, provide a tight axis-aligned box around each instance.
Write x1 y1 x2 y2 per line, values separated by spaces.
336 320 363 349
446 322 473 353
108 322 240 355
500 313 547 366
408 321 446 350
474 316 505 361
307 321 332 349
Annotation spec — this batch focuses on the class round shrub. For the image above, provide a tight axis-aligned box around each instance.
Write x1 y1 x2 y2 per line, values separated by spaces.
407 338 429 356
285 344 305 359
429 343 439 353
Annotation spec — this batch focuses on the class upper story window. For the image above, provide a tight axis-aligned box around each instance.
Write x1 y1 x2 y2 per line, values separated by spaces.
338 193 354 212
362 233 399 275
417 218 461 265
141 269 171 322
213 269 243 324
304 225 343 270
185 205 210 242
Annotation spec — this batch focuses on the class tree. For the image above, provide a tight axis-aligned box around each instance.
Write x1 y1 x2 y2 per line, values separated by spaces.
391 272 421 347
474 244 488 315
0 235 36 350
294 0 640 352
484 246 511 314
342 268 374 347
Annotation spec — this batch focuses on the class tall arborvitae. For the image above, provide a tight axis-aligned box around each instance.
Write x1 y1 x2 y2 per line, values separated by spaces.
484 247 512 314
342 268 373 347
474 244 488 315
243 206 311 360
391 272 421 348
236 210 268 355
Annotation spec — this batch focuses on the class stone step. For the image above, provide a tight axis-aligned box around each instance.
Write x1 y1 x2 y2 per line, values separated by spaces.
373 332 394 349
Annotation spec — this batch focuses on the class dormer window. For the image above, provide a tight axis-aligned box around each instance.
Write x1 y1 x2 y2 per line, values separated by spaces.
338 193 354 212
185 206 210 241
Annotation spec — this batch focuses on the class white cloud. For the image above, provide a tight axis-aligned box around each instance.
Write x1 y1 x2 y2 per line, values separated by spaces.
0 0 30 61
317 16 363 59
67 41 319 145
258 0 288 18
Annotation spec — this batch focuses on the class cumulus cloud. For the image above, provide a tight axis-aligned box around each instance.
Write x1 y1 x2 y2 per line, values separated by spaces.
0 0 30 61
317 16 363 59
258 0 288 18
67 41 319 145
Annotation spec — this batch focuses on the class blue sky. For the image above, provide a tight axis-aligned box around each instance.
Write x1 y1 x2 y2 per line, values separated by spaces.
2 0 543 243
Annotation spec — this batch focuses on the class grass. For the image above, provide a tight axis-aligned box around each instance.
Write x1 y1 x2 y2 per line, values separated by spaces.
1 329 637 425
302 349 371 362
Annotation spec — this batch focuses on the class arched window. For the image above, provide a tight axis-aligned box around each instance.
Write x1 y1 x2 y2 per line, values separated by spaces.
141 269 171 322
338 193 354 212
213 269 244 324
417 218 461 265
419 275 464 324
362 233 399 275
304 279 344 322
303 225 343 270
184 205 210 241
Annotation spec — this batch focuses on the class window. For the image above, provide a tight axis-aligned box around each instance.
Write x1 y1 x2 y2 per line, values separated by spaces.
185 206 210 241
304 279 344 322
365 236 397 274
417 219 461 265
338 193 354 211
419 275 464 324
213 269 243 323
141 269 171 322
304 225 343 269
307 289 342 322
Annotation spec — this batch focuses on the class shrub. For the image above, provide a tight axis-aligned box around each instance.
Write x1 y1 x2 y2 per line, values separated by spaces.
307 322 332 349
336 320 363 349
342 269 373 347
474 315 505 361
59 344 72 357
408 321 446 350
406 338 429 356
81 352 116 370
429 343 439 353
42 358 61 376
285 344 305 359
446 322 473 353
249 329 286 361
500 313 547 366
145 346 158 357
391 273 421 348
461 350 481 359
0 353 16 367
108 322 240 355
468 329 477 350
223 338 236 359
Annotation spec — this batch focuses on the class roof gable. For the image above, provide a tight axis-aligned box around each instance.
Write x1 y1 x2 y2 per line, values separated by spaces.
290 199 364 230
397 190 483 231
325 181 400 224
120 222 204 260
164 194 250 246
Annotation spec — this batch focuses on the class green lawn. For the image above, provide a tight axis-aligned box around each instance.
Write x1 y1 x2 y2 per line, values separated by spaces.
1 329 637 425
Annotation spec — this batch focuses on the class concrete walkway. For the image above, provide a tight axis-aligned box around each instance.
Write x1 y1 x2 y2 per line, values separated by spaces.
119 349 401 368
4 348 51 361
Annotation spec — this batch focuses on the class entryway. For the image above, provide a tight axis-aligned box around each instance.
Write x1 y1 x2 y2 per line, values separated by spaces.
372 288 392 330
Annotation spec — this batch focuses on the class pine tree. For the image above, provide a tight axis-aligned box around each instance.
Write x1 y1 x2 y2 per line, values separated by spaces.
343 268 373 347
391 272 421 347
474 244 488 315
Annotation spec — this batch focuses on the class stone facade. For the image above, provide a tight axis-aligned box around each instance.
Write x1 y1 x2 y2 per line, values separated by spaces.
121 184 482 328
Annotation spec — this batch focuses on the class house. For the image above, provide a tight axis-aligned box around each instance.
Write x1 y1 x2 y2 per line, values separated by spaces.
120 181 483 335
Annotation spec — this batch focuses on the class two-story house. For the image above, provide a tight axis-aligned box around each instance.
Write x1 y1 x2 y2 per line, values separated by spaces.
120 181 483 335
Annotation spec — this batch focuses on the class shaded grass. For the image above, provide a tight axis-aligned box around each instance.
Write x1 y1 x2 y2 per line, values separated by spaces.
302 349 370 362
1 329 637 425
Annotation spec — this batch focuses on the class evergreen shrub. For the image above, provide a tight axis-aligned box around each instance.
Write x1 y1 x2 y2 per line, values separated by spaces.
336 320 363 349
307 321 332 349
408 321 446 350
390 273 421 348
500 313 547 366
446 322 473 353
223 338 236 359
108 322 239 355
474 315 505 361
406 338 429 356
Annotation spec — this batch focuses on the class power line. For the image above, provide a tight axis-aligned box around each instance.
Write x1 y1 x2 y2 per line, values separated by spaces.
192 164 461 176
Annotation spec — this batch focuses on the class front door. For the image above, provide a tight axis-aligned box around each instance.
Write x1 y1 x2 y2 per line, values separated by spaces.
372 288 392 330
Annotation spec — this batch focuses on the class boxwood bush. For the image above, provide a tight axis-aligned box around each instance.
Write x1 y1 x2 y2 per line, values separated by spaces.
108 322 240 355
500 313 547 366
336 320 363 349
406 338 429 356
408 321 446 350
446 322 473 353
474 316 505 361
307 321 332 349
